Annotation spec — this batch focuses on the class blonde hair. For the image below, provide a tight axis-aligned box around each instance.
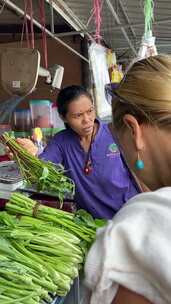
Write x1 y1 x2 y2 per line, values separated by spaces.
112 54 171 130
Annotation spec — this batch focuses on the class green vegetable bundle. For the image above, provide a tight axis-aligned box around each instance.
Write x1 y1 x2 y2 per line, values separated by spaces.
0 133 75 202
0 193 106 303
0 191 107 303
7 192 97 243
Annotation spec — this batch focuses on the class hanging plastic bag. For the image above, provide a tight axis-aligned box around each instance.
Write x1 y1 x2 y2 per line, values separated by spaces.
106 49 116 69
106 50 123 83
138 30 157 60
138 0 157 59
89 42 111 118
0 95 25 124
126 0 157 72
111 65 123 83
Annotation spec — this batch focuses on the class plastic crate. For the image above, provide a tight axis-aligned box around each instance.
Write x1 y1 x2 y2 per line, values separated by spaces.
50 276 80 304
51 296 65 304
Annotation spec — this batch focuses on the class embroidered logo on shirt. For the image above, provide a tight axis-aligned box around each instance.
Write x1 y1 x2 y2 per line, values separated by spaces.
109 143 119 153
107 143 119 157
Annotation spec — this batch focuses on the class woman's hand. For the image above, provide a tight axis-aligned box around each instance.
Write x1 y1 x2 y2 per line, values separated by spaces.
16 138 38 156
5 146 14 160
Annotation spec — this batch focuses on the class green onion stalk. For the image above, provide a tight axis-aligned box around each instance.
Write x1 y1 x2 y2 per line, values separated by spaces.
0 133 75 204
0 198 107 301
7 192 97 242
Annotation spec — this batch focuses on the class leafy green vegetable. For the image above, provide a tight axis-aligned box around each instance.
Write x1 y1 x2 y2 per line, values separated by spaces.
0 133 75 204
0 191 107 302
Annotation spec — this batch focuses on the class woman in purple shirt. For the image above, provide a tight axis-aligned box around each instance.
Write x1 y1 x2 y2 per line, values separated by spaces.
17 85 139 218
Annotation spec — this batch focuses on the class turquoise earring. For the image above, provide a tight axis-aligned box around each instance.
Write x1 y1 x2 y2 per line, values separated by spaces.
135 153 144 170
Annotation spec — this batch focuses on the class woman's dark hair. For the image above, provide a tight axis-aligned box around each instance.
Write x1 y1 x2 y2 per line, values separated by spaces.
57 85 93 118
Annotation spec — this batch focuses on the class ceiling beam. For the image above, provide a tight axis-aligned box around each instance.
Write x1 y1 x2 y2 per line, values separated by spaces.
55 16 171 36
0 0 89 63
55 31 82 37
45 0 82 33
105 0 137 55
0 24 72 34
49 0 55 34
67 18 171 35
45 0 93 41
103 17 171 31
118 0 136 39
115 43 171 51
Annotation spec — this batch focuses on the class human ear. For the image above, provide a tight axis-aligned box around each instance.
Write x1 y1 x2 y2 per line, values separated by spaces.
123 114 144 150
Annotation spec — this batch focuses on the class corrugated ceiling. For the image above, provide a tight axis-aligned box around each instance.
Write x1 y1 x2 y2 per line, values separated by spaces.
1 0 171 62
62 0 171 61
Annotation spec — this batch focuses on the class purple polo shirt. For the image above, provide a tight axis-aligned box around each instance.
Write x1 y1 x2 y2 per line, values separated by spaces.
40 120 139 219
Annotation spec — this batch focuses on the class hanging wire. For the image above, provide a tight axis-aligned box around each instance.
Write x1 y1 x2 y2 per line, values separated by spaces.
20 0 28 46
50 0 54 34
39 0 48 68
94 0 102 43
29 0 35 49
21 0 35 48
86 0 103 43
144 0 154 35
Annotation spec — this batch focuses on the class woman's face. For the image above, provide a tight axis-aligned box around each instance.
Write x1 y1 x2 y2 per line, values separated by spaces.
63 95 96 137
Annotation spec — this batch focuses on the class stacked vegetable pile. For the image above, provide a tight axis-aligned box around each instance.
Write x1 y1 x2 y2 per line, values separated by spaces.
0 133 75 202
0 192 106 304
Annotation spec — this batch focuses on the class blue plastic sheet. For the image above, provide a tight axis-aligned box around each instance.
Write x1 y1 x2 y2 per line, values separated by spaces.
51 296 65 304
0 95 25 123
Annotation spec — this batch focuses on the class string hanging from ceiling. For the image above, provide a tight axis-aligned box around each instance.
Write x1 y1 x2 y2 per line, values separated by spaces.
93 0 102 43
0 1 49 124
39 0 48 69
87 0 103 44
21 0 34 49
144 0 154 37
137 0 157 59
126 0 157 70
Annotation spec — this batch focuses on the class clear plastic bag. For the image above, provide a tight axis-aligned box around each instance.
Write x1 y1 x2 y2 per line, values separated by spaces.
89 42 111 119
126 31 157 73
137 31 157 60
0 95 25 124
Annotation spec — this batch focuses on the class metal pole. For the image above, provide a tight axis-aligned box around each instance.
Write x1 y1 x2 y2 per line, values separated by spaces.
55 31 84 37
0 0 89 63
118 0 136 39
46 0 82 33
50 0 55 34
53 18 171 36
105 0 137 56
115 42 171 51
48 0 93 41
104 18 171 31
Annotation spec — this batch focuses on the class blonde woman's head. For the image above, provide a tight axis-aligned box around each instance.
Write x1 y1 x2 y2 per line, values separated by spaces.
112 54 171 131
